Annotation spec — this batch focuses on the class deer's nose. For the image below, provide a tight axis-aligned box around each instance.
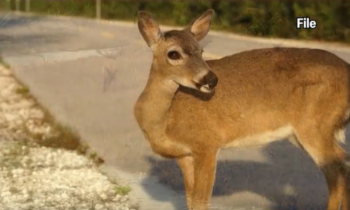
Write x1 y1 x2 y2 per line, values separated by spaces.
203 71 218 89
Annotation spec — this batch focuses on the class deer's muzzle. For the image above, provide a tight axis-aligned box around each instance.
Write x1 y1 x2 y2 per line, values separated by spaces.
195 71 218 91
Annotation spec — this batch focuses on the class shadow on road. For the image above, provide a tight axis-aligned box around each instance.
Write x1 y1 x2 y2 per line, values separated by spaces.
0 13 76 57
0 13 44 29
139 136 350 210
0 33 66 56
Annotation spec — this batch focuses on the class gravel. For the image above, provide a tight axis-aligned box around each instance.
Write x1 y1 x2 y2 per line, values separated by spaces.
0 64 137 210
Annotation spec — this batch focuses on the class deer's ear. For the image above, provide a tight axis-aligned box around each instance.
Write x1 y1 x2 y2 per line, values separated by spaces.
185 9 215 41
137 11 162 48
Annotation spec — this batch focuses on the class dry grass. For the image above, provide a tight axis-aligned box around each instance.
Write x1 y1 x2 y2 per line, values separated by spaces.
20 86 104 165
0 141 31 170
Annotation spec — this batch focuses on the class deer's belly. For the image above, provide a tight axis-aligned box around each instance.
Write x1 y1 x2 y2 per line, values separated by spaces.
223 125 297 149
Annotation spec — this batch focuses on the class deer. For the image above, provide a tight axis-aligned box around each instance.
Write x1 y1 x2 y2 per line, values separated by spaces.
134 9 350 210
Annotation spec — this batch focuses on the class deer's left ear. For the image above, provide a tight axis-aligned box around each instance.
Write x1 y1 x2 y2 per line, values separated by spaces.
184 9 215 41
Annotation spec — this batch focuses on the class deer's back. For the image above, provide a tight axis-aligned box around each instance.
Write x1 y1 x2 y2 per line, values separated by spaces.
166 47 350 147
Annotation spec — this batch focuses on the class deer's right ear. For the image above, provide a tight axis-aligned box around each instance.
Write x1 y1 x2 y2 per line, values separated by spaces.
185 9 215 41
138 11 162 48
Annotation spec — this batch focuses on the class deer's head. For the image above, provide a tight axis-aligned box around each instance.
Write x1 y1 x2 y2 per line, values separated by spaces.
137 9 218 93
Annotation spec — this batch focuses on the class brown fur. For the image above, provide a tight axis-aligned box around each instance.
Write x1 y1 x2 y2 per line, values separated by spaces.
134 10 350 210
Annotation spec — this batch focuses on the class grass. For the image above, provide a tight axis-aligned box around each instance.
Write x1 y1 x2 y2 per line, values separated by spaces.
115 186 131 196
0 57 11 69
15 86 30 95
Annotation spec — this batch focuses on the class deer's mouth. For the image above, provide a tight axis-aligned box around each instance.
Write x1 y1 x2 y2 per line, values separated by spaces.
193 71 218 93
194 83 211 92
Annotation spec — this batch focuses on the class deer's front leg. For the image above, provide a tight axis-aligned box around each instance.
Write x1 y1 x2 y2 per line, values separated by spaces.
144 131 191 158
191 150 218 210
177 156 194 209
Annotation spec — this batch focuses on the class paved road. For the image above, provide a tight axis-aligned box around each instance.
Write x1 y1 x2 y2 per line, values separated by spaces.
2 12 350 210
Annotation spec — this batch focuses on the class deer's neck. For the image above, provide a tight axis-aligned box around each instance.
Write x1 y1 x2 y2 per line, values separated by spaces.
134 68 178 135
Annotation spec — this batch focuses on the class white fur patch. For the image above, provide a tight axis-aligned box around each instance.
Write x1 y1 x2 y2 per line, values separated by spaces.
334 108 350 144
335 128 346 144
345 108 350 121
346 159 350 167
223 125 295 148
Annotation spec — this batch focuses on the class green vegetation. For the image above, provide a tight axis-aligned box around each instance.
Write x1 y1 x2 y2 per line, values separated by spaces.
1 0 349 43
115 186 131 196
0 57 11 69
15 85 30 95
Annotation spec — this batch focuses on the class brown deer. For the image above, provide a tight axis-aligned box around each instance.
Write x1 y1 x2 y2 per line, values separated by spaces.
134 9 350 210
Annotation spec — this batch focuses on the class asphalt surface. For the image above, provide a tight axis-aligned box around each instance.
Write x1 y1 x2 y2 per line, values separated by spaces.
2 11 350 210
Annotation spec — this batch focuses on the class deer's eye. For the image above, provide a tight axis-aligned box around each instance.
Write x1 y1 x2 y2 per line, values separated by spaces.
167 51 181 60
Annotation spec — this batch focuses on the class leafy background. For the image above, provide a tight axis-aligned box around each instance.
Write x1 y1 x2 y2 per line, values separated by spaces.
0 0 350 44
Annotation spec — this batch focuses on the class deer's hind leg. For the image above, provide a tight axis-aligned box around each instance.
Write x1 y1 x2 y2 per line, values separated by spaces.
295 127 349 210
